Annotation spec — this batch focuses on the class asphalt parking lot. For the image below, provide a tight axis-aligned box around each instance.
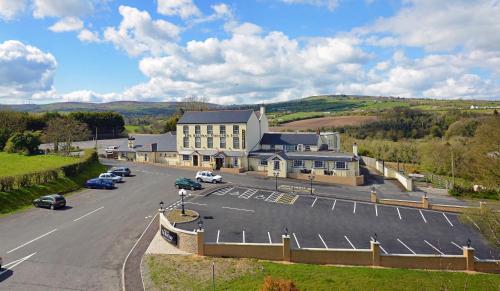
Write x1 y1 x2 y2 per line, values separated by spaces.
178 186 499 260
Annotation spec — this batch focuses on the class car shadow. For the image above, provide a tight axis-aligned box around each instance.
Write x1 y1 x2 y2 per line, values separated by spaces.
127 174 136 177
57 205 73 211
0 268 13 283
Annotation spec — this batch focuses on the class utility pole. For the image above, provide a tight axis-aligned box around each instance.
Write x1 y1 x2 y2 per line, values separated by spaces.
450 147 455 189
95 127 98 150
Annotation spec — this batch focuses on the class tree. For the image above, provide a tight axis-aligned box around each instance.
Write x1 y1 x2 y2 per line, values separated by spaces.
0 110 29 150
4 131 41 155
162 114 180 133
45 117 90 154
177 95 210 112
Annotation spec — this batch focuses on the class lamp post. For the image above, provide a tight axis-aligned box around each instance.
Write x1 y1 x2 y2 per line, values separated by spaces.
198 219 204 230
178 189 186 215
467 238 472 248
308 174 315 195
273 171 279 190
159 201 164 213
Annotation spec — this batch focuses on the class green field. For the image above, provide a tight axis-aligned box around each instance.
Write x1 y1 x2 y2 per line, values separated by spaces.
0 152 79 177
145 255 500 291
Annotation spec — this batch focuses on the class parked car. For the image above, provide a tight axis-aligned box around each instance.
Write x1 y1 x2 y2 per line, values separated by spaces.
175 178 202 190
105 146 118 154
108 167 131 177
85 178 115 189
99 172 123 183
0 256 2 270
196 171 223 183
33 194 66 210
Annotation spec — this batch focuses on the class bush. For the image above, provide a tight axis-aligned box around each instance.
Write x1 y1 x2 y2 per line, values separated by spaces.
449 185 500 200
260 276 298 291
4 131 41 155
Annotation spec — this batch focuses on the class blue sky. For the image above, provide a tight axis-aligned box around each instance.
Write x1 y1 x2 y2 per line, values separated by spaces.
0 0 499 104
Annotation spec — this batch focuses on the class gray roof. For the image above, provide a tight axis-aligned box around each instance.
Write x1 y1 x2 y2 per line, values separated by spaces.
177 110 254 124
249 150 356 162
260 133 319 146
117 132 177 152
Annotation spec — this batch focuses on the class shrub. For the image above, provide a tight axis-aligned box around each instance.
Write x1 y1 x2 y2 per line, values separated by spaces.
260 276 298 291
449 185 500 200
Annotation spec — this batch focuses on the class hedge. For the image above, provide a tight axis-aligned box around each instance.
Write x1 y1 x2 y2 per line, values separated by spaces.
0 149 98 192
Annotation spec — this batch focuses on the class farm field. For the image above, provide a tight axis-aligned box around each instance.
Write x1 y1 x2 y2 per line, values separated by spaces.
271 115 379 131
0 152 79 177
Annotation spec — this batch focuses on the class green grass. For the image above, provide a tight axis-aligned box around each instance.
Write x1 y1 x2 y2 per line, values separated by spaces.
0 152 79 177
125 124 152 133
0 161 107 216
145 255 500 291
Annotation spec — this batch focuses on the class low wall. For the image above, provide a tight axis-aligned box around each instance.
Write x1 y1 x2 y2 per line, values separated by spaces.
379 198 422 208
220 167 245 174
291 248 372 265
204 243 283 261
475 260 500 274
288 172 364 186
159 213 198 253
429 204 470 213
361 156 413 191
380 255 466 271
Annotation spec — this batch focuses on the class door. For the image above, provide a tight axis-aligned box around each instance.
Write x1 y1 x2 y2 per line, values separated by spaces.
215 158 223 170
193 155 198 166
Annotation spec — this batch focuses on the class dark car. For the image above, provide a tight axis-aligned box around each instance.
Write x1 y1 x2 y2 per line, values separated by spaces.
33 194 66 210
85 178 115 189
108 167 131 177
175 178 202 190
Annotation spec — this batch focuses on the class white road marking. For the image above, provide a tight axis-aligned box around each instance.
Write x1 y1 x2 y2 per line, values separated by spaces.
318 234 328 249
443 213 454 227
293 233 301 249
331 200 337 211
221 206 255 212
375 204 378 217
239 189 258 199
268 232 272 244
216 230 220 243
353 202 357 214
397 207 402 220
424 240 444 255
311 197 318 208
397 238 416 255
265 192 282 203
419 210 427 223
0 252 37 276
184 202 207 206
73 206 104 222
466 216 480 230
344 235 356 249
371 237 389 254
7 228 57 253
242 230 246 243
451 241 479 260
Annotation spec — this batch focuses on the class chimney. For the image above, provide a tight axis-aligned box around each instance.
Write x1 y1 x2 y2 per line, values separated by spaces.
260 105 265 117
128 136 135 149
353 142 358 156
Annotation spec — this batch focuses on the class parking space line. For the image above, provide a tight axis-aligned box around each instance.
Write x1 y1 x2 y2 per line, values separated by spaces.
451 241 479 260
397 238 416 255
424 240 444 255
331 200 336 211
266 192 282 203
184 202 207 206
239 189 258 199
0 252 37 276
344 235 356 249
443 213 454 227
7 228 57 253
221 206 255 212
243 230 246 243
318 234 328 249
216 230 220 243
397 207 402 220
293 233 301 249
467 216 480 230
371 237 388 254
311 197 318 208
268 232 272 244
353 202 357 214
419 210 427 223
73 206 104 222
375 204 378 217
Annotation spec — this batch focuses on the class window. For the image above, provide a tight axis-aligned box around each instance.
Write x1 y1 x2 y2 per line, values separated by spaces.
207 137 213 148
273 160 280 170
285 145 296 151
233 125 239 134
183 136 189 148
293 160 304 168
270 144 275 150
242 130 246 149
260 159 268 166
195 137 201 148
233 157 239 167
335 161 347 169
195 125 200 135
220 137 226 148
183 155 190 161
233 137 239 149
314 161 324 168
207 125 213 134
183 125 189 135
305 145 311 151
203 155 211 162
220 125 226 135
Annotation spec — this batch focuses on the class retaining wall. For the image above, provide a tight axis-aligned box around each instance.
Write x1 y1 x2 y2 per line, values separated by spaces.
288 172 364 186
380 255 466 270
291 248 372 265
204 243 283 261
159 213 198 253
361 156 413 191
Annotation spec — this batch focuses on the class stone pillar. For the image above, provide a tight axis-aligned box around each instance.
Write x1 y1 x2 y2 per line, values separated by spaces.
282 235 291 262
422 196 429 209
197 229 205 256
371 241 381 266
463 247 475 271
370 190 378 203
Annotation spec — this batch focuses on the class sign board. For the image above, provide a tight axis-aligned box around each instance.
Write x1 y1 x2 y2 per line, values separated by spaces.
161 225 178 246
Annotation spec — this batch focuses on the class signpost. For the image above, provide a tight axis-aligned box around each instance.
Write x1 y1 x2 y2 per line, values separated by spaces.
160 225 178 246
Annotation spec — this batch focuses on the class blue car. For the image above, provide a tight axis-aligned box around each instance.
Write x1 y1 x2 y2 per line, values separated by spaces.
85 178 115 190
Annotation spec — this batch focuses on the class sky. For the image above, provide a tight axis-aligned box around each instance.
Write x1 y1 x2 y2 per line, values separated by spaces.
0 0 500 104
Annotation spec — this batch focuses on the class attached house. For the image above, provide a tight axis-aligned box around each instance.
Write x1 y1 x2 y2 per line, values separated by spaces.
116 132 178 165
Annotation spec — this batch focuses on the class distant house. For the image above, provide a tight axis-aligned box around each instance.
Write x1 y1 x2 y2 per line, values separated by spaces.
116 132 178 165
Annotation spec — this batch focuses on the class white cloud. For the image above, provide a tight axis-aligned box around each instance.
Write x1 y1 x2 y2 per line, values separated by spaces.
103 5 181 57
280 0 339 11
0 40 57 102
157 0 201 19
0 0 27 21
78 29 101 42
49 17 84 32
33 0 94 18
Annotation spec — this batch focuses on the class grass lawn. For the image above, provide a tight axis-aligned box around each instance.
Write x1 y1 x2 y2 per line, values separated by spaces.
144 255 500 291
0 152 79 177
0 161 107 216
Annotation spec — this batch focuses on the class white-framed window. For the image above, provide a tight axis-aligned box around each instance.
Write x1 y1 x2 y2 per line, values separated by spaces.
293 160 304 168
273 160 280 170
335 161 347 169
314 160 324 168
207 137 213 148
260 159 268 166
207 125 213 134
305 145 311 151
233 137 240 149
182 155 190 161
195 137 201 148
203 155 210 162
242 130 246 149
233 125 239 134
195 125 200 134
220 137 226 148
183 125 189 135
233 157 239 167
183 136 189 148
220 125 226 135
285 145 296 151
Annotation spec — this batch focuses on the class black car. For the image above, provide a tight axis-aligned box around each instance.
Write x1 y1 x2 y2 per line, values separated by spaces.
33 194 66 210
108 167 131 177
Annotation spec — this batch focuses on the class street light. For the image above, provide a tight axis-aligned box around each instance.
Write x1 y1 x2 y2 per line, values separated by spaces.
284 227 288 236
159 201 164 213
198 219 204 230
467 238 472 248
179 189 187 215
308 174 315 195
273 171 279 190
373 233 378 242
